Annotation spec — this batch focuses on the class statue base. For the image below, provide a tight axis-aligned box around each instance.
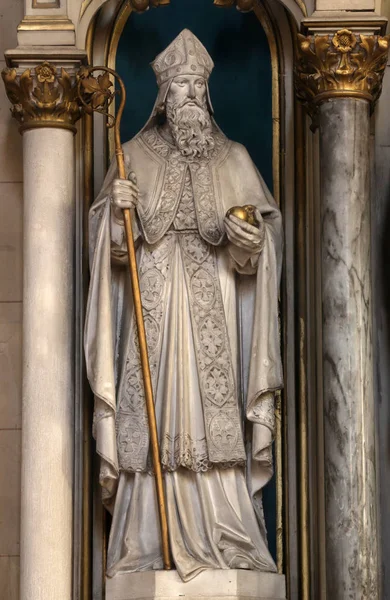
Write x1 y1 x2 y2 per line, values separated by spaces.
106 569 286 600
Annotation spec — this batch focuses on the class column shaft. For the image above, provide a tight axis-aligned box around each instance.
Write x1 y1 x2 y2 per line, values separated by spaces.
21 128 75 600
319 98 378 598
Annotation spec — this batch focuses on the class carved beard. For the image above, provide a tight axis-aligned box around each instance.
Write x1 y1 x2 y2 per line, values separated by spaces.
166 99 215 159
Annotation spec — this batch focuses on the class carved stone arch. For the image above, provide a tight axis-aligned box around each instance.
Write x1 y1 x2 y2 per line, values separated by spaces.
74 0 308 49
213 0 308 23
76 4 314 600
76 0 171 49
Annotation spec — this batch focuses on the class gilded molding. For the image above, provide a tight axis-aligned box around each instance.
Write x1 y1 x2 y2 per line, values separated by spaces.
214 0 255 11
17 16 75 32
1 62 82 133
32 0 60 7
128 0 170 9
294 29 390 127
79 0 95 19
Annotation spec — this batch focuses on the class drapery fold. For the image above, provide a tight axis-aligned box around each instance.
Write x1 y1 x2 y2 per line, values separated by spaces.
84 126 283 573
107 468 277 582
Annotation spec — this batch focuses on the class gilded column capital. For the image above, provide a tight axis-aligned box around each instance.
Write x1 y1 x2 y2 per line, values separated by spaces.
1 61 82 134
294 29 390 127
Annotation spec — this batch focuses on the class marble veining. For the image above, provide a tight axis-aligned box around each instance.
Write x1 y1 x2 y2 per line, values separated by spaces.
320 98 378 599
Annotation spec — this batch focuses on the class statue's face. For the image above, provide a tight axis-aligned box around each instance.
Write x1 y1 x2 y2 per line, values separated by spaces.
164 73 214 159
167 75 207 108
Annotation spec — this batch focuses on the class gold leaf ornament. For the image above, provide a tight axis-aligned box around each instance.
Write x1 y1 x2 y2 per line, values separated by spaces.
76 67 117 121
1 68 23 106
129 0 170 9
79 0 93 19
332 29 357 53
294 29 390 129
80 71 113 110
214 0 255 10
75 66 122 128
35 62 56 83
1 61 82 133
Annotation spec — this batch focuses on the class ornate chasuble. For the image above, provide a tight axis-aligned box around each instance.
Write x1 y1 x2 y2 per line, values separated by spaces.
116 130 246 473
133 128 228 245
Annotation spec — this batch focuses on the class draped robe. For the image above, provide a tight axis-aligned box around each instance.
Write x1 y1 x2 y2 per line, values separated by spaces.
85 125 283 581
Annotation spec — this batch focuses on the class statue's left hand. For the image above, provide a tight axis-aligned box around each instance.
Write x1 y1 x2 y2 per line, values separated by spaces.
224 208 265 253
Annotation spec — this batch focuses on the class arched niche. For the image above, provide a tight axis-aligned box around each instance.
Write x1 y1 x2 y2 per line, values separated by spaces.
74 0 309 50
73 2 320 600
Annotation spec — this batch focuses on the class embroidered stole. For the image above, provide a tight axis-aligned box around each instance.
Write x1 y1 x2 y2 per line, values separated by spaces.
116 131 246 473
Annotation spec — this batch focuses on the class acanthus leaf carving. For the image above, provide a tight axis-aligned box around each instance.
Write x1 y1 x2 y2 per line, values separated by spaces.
1 62 82 133
294 29 390 130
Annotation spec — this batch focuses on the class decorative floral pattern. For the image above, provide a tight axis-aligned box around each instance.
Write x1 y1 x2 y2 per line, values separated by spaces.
160 432 244 472
191 269 215 308
180 232 209 263
161 433 209 472
294 30 390 129
173 170 198 230
115 162 246 471
116 235 174 472
179 233 245 463
1 62 81 132
209 411 239 452
332 29 357 53
200 316 224 358
140 267 165 310
117 417 148 458
143 315 160 354
190 162 223 244
140 127 226 245
204 366 230 406
35 62 56 84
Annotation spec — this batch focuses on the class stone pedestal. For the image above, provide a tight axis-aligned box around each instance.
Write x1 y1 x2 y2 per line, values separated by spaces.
106 570 286 600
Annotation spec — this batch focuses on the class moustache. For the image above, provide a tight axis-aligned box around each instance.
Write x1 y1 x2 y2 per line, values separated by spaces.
175 98 205 110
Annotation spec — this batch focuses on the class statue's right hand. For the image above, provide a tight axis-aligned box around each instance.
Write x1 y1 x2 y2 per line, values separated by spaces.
111 178 139 211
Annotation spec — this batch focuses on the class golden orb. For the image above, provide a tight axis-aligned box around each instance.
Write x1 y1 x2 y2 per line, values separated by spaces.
226 205 260 227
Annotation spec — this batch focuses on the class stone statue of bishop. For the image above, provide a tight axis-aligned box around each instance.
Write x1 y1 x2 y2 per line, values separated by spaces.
85 29 283 582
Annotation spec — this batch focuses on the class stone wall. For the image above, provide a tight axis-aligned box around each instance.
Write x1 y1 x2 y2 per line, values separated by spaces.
0 1 24 599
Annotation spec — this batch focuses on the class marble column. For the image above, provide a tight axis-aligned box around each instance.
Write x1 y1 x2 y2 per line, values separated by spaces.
1 59 84 600
319 97 376 598
295 29 389 598
21 127 75 600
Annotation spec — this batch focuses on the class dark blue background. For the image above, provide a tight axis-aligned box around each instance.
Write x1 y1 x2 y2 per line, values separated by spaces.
117 0 273 190
116 0 276 560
